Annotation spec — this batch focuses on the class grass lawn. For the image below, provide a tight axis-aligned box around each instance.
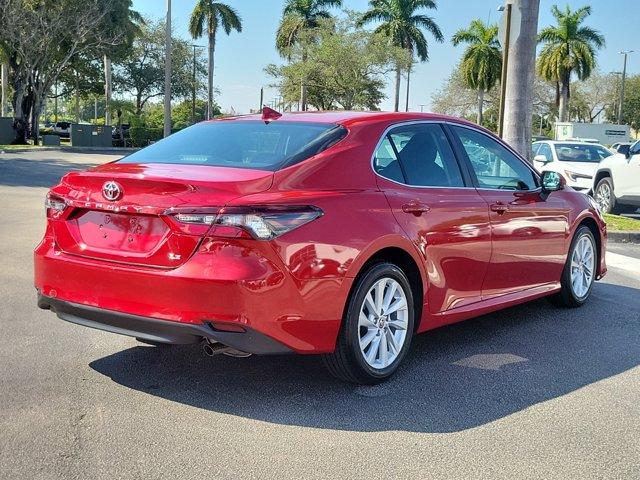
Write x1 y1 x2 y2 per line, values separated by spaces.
0 143 44 151
604 213 640 231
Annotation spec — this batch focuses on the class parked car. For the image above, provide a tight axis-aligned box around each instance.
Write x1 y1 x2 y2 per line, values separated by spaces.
35 111 607 384
532 140 612 193
610 142 632 156
592 140 640 214
52 121 72 138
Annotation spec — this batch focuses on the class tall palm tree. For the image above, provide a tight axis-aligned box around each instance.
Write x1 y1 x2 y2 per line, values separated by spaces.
537 5 604 122
452 19 501 125
189 1 242 119
276 0 342 111
359 0 443 112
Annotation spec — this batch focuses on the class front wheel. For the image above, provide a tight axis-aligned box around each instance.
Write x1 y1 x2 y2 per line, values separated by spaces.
594 177 618 214
550 226 597 308
323 263 415 384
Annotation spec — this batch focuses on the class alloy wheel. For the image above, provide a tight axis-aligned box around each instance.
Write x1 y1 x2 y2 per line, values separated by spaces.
570 234 595 299
595 182 611 213
358 277 409 369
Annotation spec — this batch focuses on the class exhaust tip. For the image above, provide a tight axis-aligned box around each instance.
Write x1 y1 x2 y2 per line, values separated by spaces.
202 340 251 358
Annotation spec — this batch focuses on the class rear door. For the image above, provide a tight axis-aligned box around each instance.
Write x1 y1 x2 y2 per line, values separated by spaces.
448 124 569 298
373 122 492 313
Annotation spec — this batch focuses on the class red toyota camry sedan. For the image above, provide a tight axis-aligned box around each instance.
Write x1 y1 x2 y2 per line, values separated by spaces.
35 110 606 384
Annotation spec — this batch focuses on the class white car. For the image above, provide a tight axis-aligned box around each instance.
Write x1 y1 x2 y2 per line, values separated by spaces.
531 140 612 193
592 140 640 214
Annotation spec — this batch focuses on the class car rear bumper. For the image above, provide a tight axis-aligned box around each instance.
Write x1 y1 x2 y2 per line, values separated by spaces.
34 233 349 354
37 294 292 354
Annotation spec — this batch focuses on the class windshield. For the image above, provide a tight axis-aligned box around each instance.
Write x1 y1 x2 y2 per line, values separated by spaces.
554 143 611 163
119 121 343 171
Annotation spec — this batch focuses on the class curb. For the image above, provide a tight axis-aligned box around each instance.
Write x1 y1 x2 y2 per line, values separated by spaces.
0 146 139 154
608 231 640 244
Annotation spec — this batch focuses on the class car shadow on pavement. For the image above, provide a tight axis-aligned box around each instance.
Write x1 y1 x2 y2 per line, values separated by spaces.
89 282 640 433
0 157 99 188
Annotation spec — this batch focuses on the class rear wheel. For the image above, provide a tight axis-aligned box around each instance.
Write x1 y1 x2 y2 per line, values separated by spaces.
550 226 597 308
323 262 415 384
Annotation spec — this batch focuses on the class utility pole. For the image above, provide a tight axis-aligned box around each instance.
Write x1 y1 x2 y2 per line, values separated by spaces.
419 104 427 113
191 45 204 124
259 87 264 111
163 0 172 138
618 50 633 125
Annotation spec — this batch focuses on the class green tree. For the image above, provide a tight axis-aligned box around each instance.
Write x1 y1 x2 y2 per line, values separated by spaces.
0 0 140 143
275 0 342 111
268 16 410 110
358 0 443 112
115 20 207 116
537 5 605 122
452 19 501 125
189 0 242 119
606 75 640 133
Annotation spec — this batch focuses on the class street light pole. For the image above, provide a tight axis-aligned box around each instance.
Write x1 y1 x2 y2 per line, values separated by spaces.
163 0 172 138
618 50 633 125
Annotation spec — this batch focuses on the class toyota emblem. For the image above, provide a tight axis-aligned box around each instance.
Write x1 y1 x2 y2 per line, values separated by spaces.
102 181 122 201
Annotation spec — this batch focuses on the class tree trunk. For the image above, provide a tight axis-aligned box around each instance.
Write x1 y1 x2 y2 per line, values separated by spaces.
207 30 216 120
103 55 112 125
502 0 540 162
1 63 7 117
300 50 308 111
30 92 44 144
558 78 569 122
394 66 401 112
75 71 80 123
477 88 484 125
10 73 28 144
405 67 411 112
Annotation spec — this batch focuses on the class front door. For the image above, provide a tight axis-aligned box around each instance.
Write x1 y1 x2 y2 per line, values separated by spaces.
373 122 492 313
613 140 640 202
449 125 569 298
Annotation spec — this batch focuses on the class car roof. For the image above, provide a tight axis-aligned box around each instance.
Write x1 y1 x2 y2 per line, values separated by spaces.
207 111 481 129
538 140 605 146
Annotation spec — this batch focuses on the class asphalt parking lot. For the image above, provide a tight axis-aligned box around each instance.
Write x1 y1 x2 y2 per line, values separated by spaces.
1 150 639 479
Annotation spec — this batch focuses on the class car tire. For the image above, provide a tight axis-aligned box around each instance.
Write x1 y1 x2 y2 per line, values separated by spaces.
550 226 597 308
594 177 619 214
322 262 415 384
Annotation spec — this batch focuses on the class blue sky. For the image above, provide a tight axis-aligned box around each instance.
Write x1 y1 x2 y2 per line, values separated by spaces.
132 0 639 114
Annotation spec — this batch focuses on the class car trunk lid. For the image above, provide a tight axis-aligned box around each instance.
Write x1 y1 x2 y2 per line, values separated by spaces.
50 163 273 268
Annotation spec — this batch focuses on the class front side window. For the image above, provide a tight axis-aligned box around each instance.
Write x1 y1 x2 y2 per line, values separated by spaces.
452 125 537 191
119 121 344 171
629 141 640 156
374 123 464 187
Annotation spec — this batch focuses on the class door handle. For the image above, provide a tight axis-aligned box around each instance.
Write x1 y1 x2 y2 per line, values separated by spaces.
490 202 510 214
402 201 431 216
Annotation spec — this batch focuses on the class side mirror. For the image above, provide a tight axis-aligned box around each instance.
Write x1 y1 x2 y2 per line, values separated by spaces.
534 154 551 164
541 170 564 192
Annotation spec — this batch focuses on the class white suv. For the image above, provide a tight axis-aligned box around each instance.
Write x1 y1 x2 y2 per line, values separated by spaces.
592 140 640 214
531 140 612 193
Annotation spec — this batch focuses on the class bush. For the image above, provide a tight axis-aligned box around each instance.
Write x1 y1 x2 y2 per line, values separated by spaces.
129 127 163 147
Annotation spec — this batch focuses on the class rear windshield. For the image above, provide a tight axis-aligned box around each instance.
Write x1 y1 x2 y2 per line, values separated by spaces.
555 143 611 162
119 121 345 171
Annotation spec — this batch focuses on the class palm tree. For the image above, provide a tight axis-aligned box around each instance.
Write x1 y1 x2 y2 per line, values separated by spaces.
537 5 604 122
189 1 242 119
452 20 501 125
359 0 443 112
276 0 342 111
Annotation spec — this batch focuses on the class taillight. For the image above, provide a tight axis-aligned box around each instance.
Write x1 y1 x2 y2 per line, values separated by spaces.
171 206 323 240
45 193 67 218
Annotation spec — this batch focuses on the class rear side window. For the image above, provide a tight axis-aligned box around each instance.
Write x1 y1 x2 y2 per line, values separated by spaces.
554 143 611 162
119 121 345 171
374 123 464 187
